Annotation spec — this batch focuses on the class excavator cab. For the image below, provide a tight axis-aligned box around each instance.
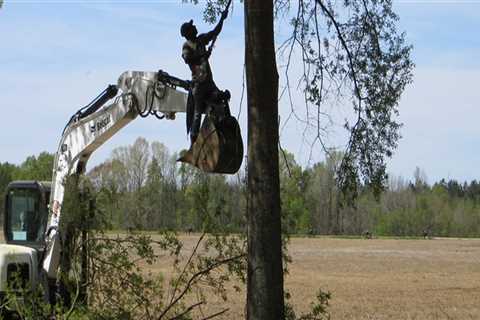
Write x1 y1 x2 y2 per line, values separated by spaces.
0 181 49 298
3 181 50 248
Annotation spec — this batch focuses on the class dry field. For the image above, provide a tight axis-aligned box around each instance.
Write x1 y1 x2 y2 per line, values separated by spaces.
147 235 480 320
282 237 480 320
2 234 480 319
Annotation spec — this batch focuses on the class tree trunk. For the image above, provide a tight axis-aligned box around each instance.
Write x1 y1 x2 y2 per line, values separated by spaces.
244 1 285 319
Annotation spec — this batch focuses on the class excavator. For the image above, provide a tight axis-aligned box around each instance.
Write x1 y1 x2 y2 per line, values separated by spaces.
0 70 243 311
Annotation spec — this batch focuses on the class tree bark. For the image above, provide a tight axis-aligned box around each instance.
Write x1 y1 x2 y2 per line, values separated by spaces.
244 1 285 319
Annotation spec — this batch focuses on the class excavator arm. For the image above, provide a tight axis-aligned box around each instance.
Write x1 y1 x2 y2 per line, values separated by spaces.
42 70 189 279
0 69 242 308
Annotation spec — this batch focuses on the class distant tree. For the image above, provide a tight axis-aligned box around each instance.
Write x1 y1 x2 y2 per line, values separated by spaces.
176 162 197 229
129 137 150 191
88 160 124 229
412 166 429 192
14 152 54 181
150 141 172 180
143 156 164 229
305 163 326 234
0 162 17 224
466 180 480 201
107 138 150 228
387 174 408 192
0 153 54 225
279 150 309 233
143 143 179 230
0 162 16 191
446 179 464 198
110 137 150 193
304 151 343 234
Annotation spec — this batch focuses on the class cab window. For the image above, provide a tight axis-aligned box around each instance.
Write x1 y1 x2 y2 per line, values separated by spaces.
7 188 45 243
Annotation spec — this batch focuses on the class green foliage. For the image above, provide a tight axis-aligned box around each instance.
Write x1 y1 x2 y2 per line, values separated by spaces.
86 233 172 319
1 269 51 319
3 142 480 318
0 162 16 190
33 171 247 319
280 150 310 234
183 0 232 24
285 289 331 320
83 231 245 319
0 152 54 225
304 152 343 235
276 0 414 202
88 141 246 234
0 162 16 224
3 145 480 242
14 152 54 181
372 181 480 238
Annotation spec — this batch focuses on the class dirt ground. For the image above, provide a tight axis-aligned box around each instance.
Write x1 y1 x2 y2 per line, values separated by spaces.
150 235 480 320
283 237 480 320
2 234 479 319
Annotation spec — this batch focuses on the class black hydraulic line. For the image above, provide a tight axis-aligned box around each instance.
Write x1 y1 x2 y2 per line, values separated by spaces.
62 72 187 135
62 85 118 134
80 84 118 119
157 69 191 91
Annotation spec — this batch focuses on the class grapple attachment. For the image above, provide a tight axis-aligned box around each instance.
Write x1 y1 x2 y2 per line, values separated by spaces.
178 115 243 174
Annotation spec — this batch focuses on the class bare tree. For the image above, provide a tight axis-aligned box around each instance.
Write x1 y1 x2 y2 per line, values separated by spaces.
110 137 150 192
278 0 413 201
244 1 285 319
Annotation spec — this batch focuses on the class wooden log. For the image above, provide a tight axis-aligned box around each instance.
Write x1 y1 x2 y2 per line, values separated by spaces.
177 115 243 174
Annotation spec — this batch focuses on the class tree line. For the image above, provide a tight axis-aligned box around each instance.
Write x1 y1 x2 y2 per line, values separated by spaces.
1 138 479 238
0 151 54 226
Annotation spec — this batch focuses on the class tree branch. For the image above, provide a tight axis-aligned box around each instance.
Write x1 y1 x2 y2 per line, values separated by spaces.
200 308 230 320
168 301 204 320
159 249 244 320
167 232 206 306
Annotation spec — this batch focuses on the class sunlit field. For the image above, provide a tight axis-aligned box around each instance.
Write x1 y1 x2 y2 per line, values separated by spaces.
150 235 480 320
2 234 479 319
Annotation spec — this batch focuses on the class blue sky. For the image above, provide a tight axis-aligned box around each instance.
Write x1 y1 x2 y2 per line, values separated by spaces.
1 1 479 184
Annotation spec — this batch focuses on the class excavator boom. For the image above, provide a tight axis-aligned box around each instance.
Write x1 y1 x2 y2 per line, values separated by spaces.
0 69 242 309
43 70 188 278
